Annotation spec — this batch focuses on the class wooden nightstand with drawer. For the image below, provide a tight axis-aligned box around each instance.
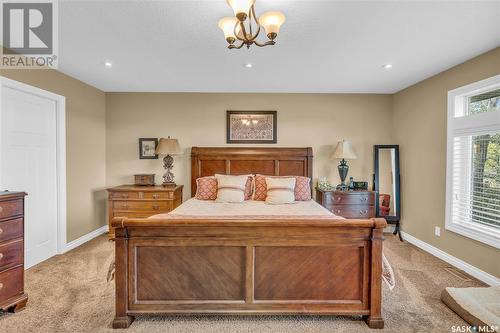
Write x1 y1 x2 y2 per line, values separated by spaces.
0 191 28 313
316 188 376 219
107 185 183 239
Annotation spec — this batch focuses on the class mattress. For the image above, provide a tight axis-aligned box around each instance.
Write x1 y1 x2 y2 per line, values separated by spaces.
150 198 340 219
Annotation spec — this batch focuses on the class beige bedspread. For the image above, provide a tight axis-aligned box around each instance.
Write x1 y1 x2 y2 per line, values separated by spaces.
151 198 338 219
149 198 396 290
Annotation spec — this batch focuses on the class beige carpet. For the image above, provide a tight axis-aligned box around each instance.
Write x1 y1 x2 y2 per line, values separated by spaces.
0 234 486 333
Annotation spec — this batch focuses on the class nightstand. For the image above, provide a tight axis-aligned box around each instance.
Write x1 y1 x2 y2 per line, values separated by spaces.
316 188 376 219
107 185 183 239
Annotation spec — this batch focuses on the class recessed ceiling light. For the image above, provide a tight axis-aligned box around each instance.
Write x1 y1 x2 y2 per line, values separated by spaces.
382 64 392 69
244 63 253 68
104 61 113 68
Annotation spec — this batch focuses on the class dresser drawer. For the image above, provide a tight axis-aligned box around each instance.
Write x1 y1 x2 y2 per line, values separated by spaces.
326 193 374 205
0 199 23 220
110 191 169 200
0 218 23 243
113 200 168 211
329 205 375 219
0 240 23 271
0 266 23 302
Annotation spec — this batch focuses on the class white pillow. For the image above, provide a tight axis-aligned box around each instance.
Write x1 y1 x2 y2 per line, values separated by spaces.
265 177 296 205
215 174 250 203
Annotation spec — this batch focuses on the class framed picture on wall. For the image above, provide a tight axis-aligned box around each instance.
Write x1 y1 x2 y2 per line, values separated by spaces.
226 111 277 144
139 138 158 159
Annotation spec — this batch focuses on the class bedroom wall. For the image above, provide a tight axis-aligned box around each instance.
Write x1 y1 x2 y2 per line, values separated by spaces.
0 69 107 242
105 93 393 200
392 47 500 278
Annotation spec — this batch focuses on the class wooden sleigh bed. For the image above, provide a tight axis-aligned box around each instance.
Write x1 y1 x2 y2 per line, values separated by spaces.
111 147 386 329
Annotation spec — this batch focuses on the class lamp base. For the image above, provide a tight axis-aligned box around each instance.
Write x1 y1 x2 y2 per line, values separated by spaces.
162 181 176 187
336 183 348 191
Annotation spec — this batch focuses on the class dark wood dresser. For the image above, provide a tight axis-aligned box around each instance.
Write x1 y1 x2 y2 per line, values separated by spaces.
0 191 28 313
107 185 183 239
316 188 376 219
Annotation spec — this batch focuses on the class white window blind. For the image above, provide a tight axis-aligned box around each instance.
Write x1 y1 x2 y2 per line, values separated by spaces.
446 75 500 249
451 134 500 229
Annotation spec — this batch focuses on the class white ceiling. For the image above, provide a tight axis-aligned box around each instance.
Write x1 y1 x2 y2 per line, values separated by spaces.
59 0 500 93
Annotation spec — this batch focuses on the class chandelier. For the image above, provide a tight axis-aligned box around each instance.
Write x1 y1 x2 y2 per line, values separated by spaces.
218 0 285 49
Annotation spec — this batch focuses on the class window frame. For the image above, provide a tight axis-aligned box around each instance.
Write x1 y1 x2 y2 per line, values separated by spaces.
446 75 500 249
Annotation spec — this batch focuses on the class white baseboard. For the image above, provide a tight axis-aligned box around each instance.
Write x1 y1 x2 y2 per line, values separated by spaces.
64 225 109 253
401 231 500 286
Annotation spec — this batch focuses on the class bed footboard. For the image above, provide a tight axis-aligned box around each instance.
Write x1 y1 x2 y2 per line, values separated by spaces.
111 217 386 329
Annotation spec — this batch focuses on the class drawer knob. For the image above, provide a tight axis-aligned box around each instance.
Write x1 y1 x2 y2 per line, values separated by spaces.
361 197 368 201
335 197 341 201
152 194 160 199
0 228 3 234
359 210 368 215
0 206 3 213
152 205 160 210
0 283 3 289
336 210 341 214
0 253 3 260
121 204 128 209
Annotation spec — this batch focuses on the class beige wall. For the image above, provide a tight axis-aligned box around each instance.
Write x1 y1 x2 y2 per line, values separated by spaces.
106 93 393 200
0 69 107 242
393 47 500 278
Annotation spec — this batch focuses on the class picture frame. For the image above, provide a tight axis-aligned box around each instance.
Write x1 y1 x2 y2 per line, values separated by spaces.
226 111 277 144
139 138 158 159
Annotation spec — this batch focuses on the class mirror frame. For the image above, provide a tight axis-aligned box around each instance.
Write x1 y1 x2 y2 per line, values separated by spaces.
373 145 401 223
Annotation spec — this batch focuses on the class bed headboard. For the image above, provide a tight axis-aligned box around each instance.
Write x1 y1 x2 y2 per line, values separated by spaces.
191 147 313 197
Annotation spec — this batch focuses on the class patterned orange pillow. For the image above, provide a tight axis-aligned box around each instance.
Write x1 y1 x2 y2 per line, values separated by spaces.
253 175 268 201
195 176 217 200
294 176 312 201
244 176 254 201
253 175 311 201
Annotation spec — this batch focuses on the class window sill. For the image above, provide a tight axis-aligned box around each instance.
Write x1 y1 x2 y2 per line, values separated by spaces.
445 222 500 249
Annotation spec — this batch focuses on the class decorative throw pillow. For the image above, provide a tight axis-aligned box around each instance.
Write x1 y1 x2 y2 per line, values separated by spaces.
253 175 311 201
195 176 217 200
215 174 250 203
244 175 254 201
294 176 312 201
265 177 296 205
253 174 268 201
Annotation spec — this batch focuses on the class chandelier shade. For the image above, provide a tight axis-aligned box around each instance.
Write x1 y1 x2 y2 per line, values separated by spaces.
258 11 286 38
218 17 239 42
227 0 255 19
218 0 285 49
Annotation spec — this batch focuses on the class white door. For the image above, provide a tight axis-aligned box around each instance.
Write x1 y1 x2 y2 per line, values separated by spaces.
0 83 59 268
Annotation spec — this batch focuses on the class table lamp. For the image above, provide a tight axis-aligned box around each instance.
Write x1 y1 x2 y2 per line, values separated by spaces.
331 140 357 190
155 137 181 186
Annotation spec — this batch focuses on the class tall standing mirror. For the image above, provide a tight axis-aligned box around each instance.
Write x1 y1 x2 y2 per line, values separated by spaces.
373 145 402 240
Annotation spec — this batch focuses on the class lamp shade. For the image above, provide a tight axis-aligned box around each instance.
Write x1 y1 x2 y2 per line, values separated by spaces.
156 137 181 155
331 140 357 160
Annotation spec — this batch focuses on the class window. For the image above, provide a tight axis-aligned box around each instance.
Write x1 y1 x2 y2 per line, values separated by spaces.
446 75 500 249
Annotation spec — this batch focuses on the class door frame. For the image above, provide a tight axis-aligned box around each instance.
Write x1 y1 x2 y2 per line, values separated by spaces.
0 76 67 255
